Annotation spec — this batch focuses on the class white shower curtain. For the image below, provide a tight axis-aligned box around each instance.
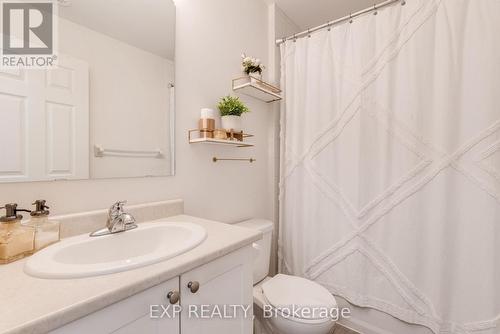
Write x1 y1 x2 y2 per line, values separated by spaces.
279 0 500 333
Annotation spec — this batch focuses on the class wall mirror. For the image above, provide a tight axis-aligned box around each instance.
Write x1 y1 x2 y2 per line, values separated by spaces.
0 0 176 182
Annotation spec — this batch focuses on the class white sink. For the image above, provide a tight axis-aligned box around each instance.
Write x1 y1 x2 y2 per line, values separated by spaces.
24 221 207 279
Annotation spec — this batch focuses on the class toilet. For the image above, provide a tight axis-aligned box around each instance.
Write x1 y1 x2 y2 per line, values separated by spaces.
236 219 337 334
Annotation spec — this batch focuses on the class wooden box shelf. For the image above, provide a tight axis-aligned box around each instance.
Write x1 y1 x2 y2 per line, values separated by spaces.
232 76 282 103
188 129 254 147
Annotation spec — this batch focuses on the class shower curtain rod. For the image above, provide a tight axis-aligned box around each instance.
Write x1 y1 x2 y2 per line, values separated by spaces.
275 0 405 45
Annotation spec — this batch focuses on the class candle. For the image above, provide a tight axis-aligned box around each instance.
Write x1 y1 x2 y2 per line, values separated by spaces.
201 108 216 119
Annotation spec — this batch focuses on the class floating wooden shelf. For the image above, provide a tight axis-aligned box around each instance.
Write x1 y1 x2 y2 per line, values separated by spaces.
188 129 254 147
232 76 282 103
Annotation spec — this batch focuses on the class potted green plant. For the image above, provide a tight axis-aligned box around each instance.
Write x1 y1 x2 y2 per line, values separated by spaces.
217 96 250 132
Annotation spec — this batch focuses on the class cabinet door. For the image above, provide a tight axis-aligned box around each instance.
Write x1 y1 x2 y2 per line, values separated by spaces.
112 313 178 334
180 246 254 334
50 277 180 334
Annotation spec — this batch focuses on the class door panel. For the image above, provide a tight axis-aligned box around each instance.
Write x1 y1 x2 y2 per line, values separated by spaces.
45 102 75 176
180 246 254 334
112 314 178 334
0 94 26 178
0 68 34 182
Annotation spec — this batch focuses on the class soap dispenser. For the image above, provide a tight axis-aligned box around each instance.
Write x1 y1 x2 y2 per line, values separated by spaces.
0 203 35 264
24 200 60 251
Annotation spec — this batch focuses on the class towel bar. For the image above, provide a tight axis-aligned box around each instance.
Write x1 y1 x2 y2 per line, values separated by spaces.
94 145 163 158
212 157 255 163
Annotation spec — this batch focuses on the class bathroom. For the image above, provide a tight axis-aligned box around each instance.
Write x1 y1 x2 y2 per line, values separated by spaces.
0 0 498 333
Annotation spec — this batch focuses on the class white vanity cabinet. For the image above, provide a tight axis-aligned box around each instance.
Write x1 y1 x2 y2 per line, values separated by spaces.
50 246 253 334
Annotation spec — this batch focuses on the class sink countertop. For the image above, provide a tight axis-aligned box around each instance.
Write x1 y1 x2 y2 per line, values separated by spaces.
0 215 262 334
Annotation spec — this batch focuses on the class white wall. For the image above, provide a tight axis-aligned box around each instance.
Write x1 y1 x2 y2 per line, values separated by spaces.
58 18 175 179
271 4 301 81
267 3 300 274
0 0 274 224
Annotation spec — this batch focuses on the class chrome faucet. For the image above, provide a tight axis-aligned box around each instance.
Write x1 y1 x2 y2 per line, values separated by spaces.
90 201 137 237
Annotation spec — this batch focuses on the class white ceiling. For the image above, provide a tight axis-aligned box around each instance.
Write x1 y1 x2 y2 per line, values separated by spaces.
58 0 175 60
273 0 388 30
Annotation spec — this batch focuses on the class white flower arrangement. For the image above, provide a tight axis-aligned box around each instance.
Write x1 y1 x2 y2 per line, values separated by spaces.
241 53 265 76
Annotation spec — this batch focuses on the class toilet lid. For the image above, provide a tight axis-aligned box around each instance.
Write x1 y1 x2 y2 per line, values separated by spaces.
261 274 337 320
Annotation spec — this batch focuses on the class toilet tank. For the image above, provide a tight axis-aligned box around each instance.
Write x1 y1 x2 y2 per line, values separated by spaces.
236 219 274 284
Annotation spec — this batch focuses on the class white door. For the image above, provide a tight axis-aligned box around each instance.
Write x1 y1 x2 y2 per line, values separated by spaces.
180 247 254 334
50 277 180 334
0 55 89 182
44 55 89 180
0 67 42 182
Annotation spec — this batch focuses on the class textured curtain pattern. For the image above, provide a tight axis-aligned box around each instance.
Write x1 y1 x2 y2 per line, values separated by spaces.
278 0 500 333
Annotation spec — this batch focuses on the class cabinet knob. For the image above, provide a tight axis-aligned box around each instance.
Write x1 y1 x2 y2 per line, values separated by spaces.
167 290 180 304
187 281 200 293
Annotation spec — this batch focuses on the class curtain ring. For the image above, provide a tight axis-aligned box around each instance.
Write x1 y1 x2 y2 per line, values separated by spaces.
293 34 297 42
349 13 353 24
401 0 406 5
327 22 332 31
307 29 311 38
373 4 378 15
